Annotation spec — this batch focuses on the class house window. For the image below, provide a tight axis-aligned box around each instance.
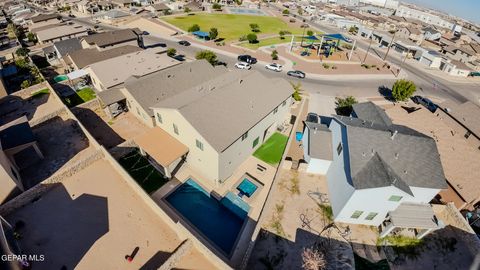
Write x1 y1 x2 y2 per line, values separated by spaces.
241 131 248 141
156 113 162 124
351 211 363 219
173 123 179 135
253 137 259 148
336 143 343 155
388 195 403 202
465 131 471 139
365 212 378 220
196 139 203 151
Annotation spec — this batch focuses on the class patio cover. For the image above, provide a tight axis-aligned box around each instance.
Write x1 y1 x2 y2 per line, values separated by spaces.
192 31 209 38
66 69 88 80
322 33 351 43
134 127 189 167
389 203 439 229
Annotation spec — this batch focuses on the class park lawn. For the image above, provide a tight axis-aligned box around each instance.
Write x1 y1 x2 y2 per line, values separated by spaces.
239 35 304 49
163 14 304 41
63 87 96 107
253 132 289 165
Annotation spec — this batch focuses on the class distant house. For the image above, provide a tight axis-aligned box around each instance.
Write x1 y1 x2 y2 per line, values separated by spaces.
133 61 293 183
147 2 171 14
34 23 89 44
29 13 60 25
306 102 447 235
423 27 442 41
43 37 82 65
80 28 143 51
397 26 423 44
443 45 477 64
184 1 203 11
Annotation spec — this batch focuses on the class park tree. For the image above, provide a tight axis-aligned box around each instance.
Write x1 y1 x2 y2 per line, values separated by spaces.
297 7 303 15
235 0 242 5
166 48 176 57
282 9 289 15
279 30 285 39
27 32 37 44
249 23 260 32
184 7 191 13
307 30 314 36
246 33 258 43
212 3 222 10
209 27 218 40
335 96 357 116
20 80 31 89
188 24 200 32
348 26 358 34
392 79 416 102
15 47 30 57
163 9 172 15
271 49 278 60
195 50 218 66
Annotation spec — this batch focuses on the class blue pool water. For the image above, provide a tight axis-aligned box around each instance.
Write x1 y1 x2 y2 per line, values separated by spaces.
166 179 249 255
237 178 258 197
229 8 265 16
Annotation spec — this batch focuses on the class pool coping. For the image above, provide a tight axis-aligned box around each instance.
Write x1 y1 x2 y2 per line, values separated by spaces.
159 177 253 262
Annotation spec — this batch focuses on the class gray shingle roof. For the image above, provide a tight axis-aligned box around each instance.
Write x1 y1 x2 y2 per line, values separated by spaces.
352 101 393 126
82 29 139 47
334 115 447 191
53 38 82 57
304 121 332 160
67 45 142 69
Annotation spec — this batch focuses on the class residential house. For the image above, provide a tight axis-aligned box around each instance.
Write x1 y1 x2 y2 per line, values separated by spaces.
443 45 477 64
34 23 89 44
43 37 82 65
80 28 143 51
111 0 133 8
443 59 471 77
395 5 453 29
65 45 142 70
84 49 180 92
100 9 130 22
423 27 442 41
28 13 60 28
137 62 292 183
302 121 332 175
146 2 171 15
184 1 203 12
306 102 447 230
397 26 423 44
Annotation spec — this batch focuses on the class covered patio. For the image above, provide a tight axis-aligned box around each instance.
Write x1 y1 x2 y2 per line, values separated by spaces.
134 127 189 178
379 203 444 239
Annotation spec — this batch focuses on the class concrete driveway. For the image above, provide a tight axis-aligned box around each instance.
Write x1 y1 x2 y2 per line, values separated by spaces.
308 94 337 116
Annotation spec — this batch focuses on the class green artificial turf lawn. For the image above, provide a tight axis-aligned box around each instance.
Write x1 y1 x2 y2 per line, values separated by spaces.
163 14 304 41
253 132 289 165
63 87 96 107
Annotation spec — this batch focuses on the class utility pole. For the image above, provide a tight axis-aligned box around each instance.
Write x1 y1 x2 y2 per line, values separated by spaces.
300 19 307 47
383 30 396 61
362 30 374 64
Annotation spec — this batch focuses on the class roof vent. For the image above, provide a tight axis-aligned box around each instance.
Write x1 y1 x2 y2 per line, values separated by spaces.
239 79 243 84
395 153 399 159
391 130 398 140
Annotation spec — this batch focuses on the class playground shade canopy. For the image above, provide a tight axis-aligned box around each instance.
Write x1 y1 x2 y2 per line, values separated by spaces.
305 35 319 40
322 33 352 43
192 31 210 38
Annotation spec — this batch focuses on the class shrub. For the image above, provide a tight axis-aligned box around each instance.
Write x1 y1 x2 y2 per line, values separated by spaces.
163 9 172 15
322 63 330 69
335 96 357 116
291 82 302 101
166 48 176 57
247 33 258 43
332 66 337 69
235 0 242 5
212 3 222 10
21 80 31 89
209 27 218 40
279 30 285 39
15 47 30 57
282 9 289 15
392 79 417 102
342 43 353 50
184 7 191 13
195 50 217 66
238 35 247 42
27 32 37 44
271 50 278 60
249 23 260 32
307 30 314 36
188 24 200 32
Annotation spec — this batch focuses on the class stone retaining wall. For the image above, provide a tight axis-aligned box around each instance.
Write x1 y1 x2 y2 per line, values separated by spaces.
0 150 104 216
158 239 192 270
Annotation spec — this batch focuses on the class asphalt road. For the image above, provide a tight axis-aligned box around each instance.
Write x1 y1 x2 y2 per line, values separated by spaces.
26 1 479 104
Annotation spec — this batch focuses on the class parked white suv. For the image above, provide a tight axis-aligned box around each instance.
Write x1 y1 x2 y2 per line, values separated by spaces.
235 62 251 70
265 63 282 72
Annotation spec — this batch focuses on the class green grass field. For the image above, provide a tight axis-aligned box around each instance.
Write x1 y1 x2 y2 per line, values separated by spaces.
118 150 168 194
253 132 289 165
163 14 304 41
63 87 96 107
239 35 304 49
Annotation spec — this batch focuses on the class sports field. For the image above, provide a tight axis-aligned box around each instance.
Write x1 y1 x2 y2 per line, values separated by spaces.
163 13 304 41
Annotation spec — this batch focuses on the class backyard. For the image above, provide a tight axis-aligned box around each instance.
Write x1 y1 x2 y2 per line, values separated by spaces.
253 132 289 165
118 149 168 194
63 87 96 107
163 14 304 41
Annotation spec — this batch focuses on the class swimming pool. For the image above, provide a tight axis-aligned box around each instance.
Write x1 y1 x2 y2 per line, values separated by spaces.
237 178 258 197
228 8 266 16
166 179 249 255
54 75 68 82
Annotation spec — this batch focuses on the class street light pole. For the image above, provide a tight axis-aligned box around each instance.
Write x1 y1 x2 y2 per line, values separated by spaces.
300 19 306 47
396 51 408 77
383 30 396 61
362 30 374 64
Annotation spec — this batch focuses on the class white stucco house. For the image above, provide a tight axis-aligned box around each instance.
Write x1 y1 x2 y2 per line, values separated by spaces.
304 102 448 238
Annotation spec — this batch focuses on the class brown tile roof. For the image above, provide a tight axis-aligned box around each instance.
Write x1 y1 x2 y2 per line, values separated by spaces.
67 45 142 69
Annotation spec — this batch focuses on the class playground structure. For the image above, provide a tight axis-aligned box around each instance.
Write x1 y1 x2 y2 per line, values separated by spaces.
289 33 357 62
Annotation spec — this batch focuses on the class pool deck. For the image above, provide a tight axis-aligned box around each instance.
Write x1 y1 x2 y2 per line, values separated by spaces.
151 155 276 267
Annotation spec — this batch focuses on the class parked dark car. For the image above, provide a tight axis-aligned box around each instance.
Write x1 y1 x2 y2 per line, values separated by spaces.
411 95 437 112
142 31 150 35
287 70 306 78
237 55 257 64
68 14 76 18
306 112 319 123
178 40 191 46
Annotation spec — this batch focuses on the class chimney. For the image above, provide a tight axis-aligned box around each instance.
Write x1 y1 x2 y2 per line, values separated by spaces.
391 130 398 140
